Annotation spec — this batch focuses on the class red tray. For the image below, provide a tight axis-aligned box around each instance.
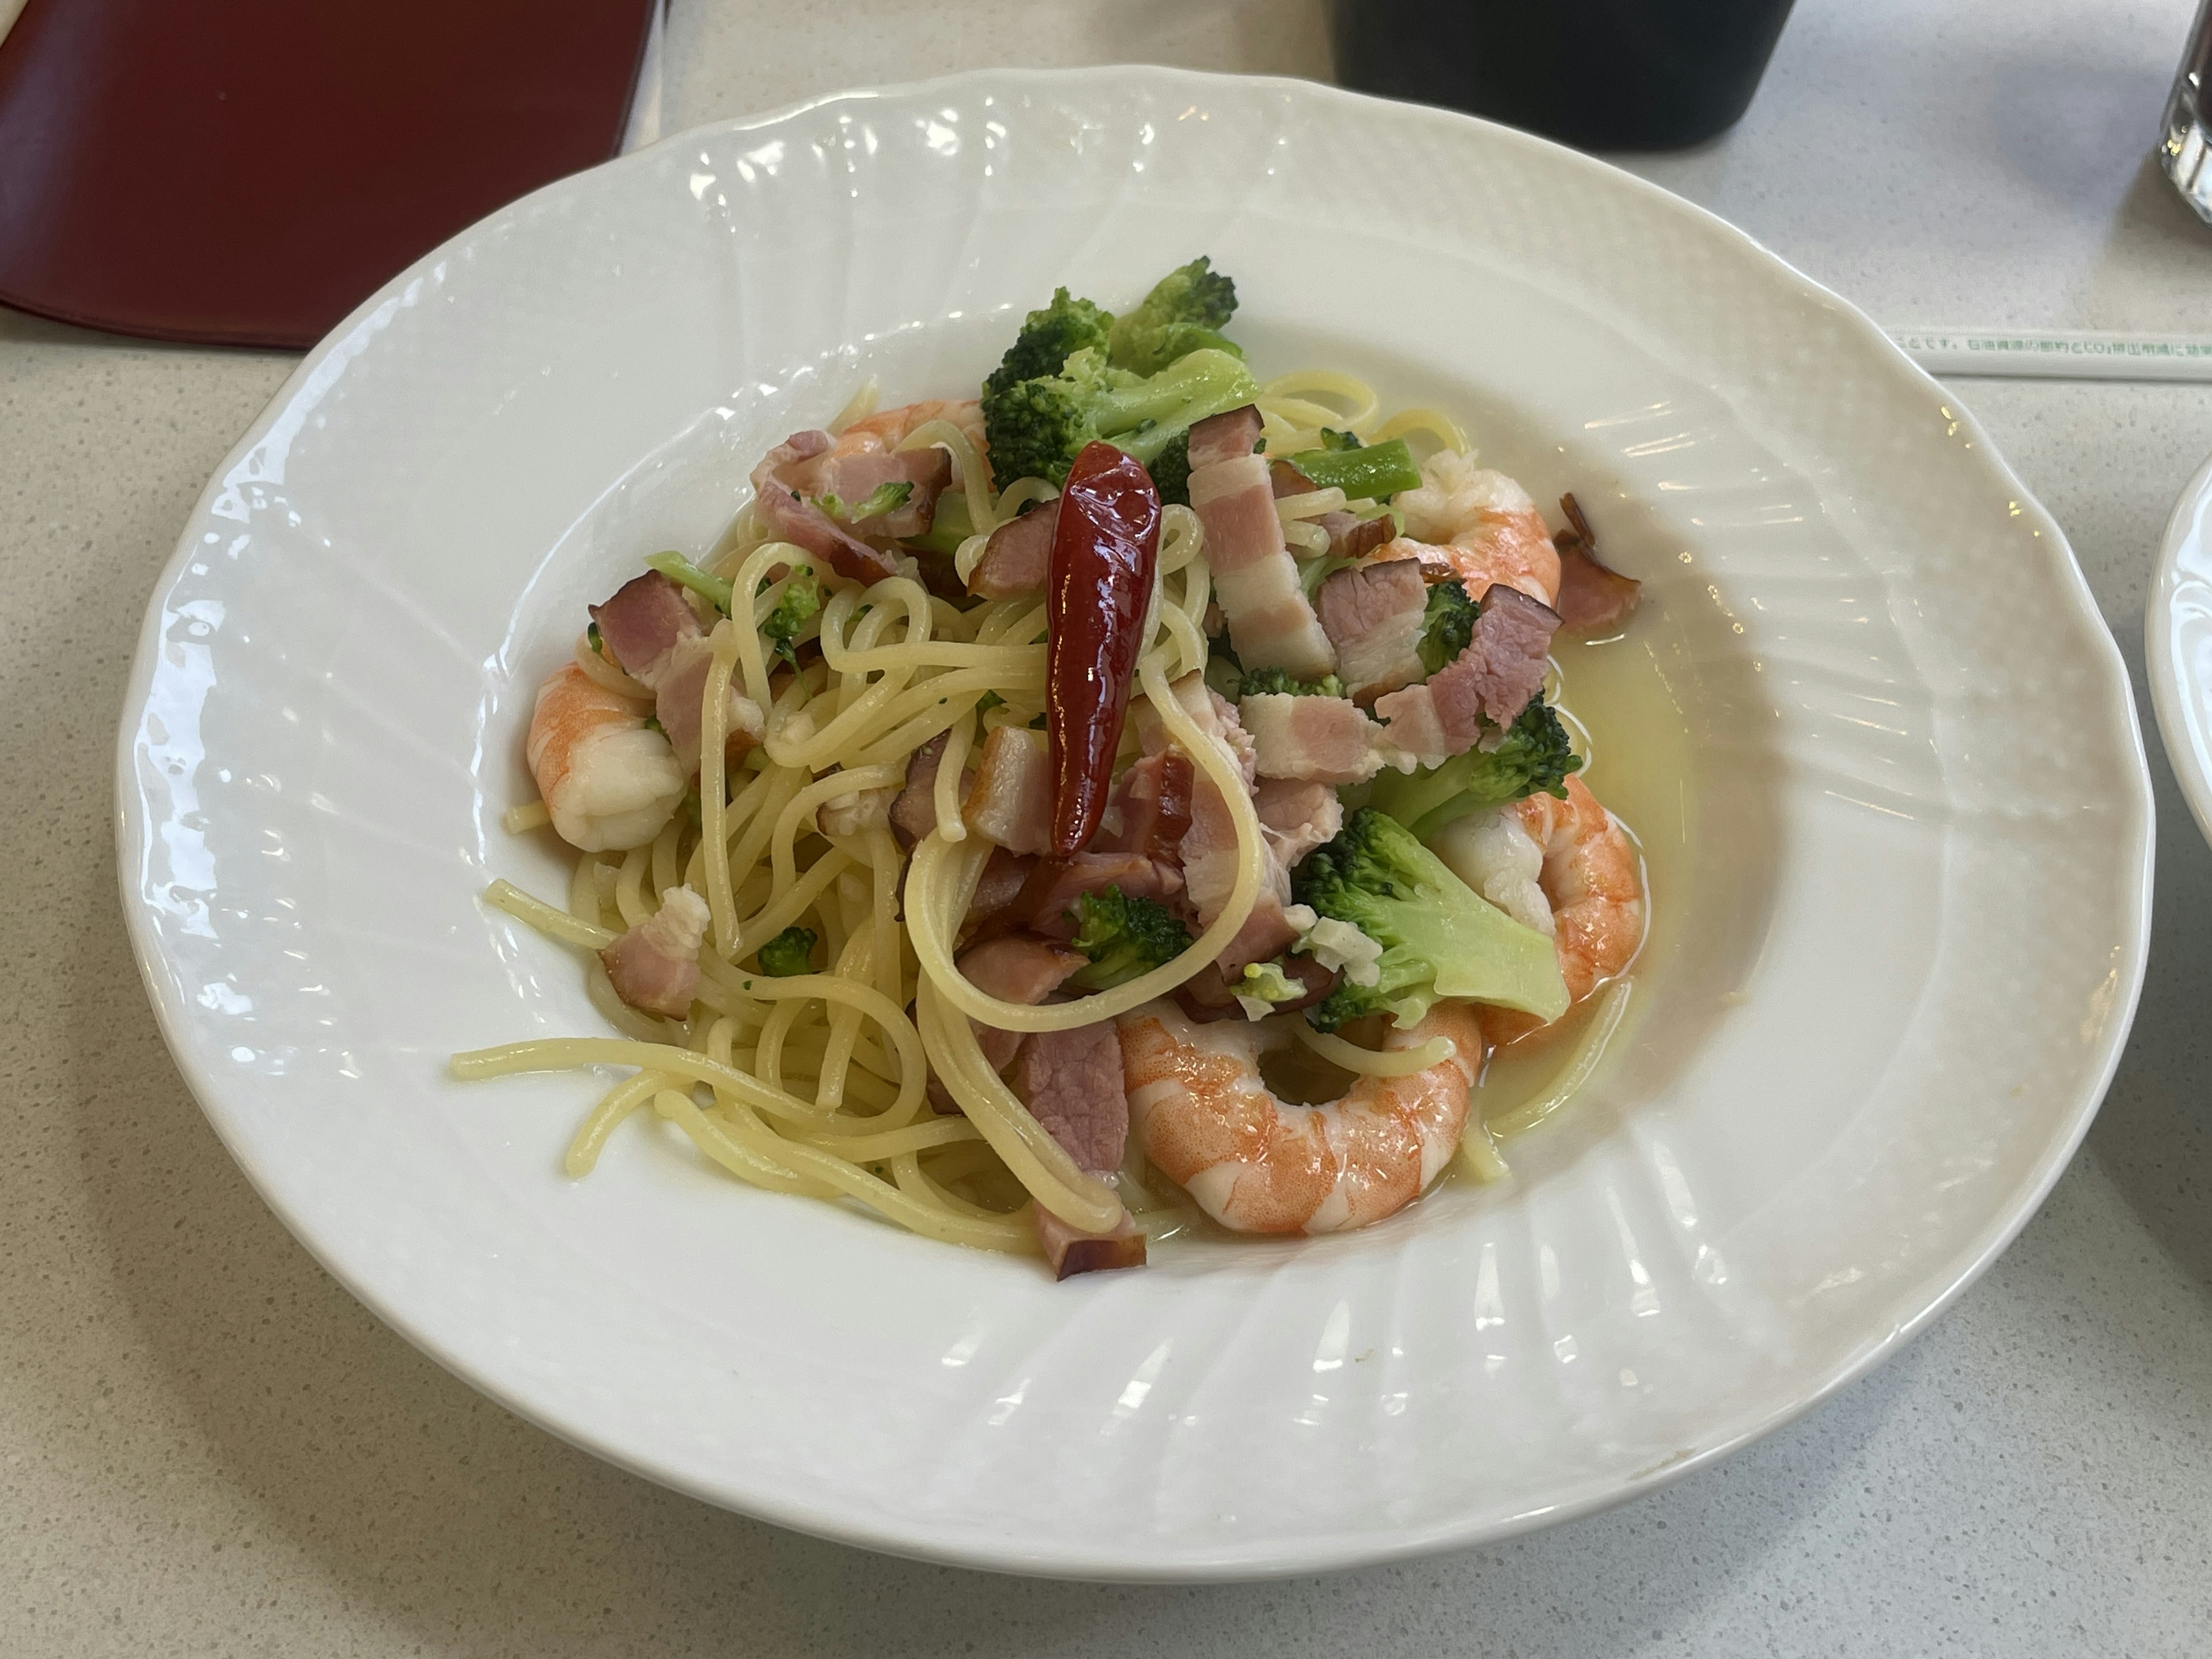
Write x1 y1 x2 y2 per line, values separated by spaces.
0 0 657 348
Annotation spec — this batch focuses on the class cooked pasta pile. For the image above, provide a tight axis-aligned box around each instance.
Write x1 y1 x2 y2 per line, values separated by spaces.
456 371 1514 1253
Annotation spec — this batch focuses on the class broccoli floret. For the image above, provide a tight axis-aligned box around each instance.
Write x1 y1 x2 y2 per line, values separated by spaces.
1294 808 1567 1031
645 550 734 615
1238 666 1347 699
1147 432 1192 506
982 345 1260 488
1365 700 1583 841
1068 885 1194 989
984 287 1116 400
1108 257 1241 376
760 570 821 669
757 925 817 976
1418 579 1479 675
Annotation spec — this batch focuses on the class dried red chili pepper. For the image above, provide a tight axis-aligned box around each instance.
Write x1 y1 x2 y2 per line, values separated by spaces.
1045 440 1161 855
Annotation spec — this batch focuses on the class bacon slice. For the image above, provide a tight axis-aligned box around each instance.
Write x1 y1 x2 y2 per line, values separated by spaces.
1374 585 1563 768
1187 410 1335 679
968 501 1058 599
1551 493 1642 636
1238 693 1383 786
889 732 949 849
1187 404 1264 471
959 846 1036 945
957 934 1086 1073
961 726 1054 854
1317 556 1429 704
1013 1020 1147 1278
784 445 952 539
1253 776 1342 869
589 570 702 687
1096 750 1194 862
1316 511 1395 563
651 635 765 774
599 886 709 1018
749 431 900 585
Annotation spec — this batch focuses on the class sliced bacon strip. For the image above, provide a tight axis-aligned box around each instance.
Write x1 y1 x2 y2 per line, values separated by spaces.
1238 693 1383 786
1187 409 1335 679
956 846 1035 946
599 886 709 1018
968 501 1058 599
1253 776 1342 870
784 445 952 538
889 732 950 849
1012 1020 1146 1278
1317 556 1429 704
589 570 701 688
1096 750 1195 863
1551 493 1642 636
1374 585 1562 767
1187 404 1264 471
957 934 1086 1073
961 726 1054 854
1316 511 1394 563
749 431 900 585
652 635 764 774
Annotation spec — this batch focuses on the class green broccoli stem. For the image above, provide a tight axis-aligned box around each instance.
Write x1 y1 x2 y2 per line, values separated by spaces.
1282 437 1423 501
646 551 733 616
902 490 974 555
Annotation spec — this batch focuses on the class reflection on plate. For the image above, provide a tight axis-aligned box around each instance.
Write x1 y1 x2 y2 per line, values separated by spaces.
115 68 2152 1579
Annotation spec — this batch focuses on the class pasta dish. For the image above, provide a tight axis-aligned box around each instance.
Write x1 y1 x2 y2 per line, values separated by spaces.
456 260 1647 1275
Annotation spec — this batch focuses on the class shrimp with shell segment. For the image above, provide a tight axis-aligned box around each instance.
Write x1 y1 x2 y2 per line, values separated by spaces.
527 661 687 853
1385 449 1562 607
1119 1000 1485 1234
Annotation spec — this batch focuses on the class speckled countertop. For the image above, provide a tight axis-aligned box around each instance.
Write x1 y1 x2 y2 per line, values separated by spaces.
5 1 2209 1653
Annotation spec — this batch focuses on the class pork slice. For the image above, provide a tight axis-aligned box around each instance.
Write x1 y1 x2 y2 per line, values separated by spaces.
1180 771 1301 975
1191 453 1337 678
1034 1204 1147 1279
1238 693 1382 786
889 732 950 849
599 885 709 1018
1317 556 1429 703
1370 683 1453 771
1427 585 1562 740
968 500 1059 599
1187 403 1262 470
652 635 766 775
749 430 900 585
1096 751 1194 862
1132 671 1257 786
786 445 953 538
589 570 701 688
1253 776 1343 869
1317 512 1395 563
1011 1021 1129 1175
955 846 1036 946
1005 851 1185 942
1270 458 1315 498
961 725 1054 854
1552 493 1642 636
957 934 1086 1074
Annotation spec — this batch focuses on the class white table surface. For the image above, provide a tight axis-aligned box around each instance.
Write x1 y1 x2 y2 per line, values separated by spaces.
5 1 2209 1652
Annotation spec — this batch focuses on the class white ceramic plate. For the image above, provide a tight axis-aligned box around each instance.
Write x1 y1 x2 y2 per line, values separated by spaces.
116 69 2152 1580
2148 450 2212 844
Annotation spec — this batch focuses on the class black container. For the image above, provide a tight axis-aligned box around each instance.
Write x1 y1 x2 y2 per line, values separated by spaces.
1332 0 1797 151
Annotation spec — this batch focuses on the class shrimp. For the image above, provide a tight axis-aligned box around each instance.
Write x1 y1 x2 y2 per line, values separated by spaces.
1119 1000 1486 1234
1435 774 1644 1025
833 398 986 457
526 662 686 853
1388 449 1560 607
